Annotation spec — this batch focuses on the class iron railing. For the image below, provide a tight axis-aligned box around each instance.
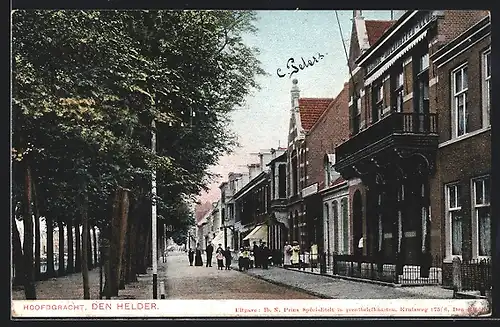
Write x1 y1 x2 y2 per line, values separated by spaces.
284 252 443 285
337 112 438 160
452 257 492 296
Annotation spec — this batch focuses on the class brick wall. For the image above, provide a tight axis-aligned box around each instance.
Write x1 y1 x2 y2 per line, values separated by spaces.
437 11 489 45
433 35 491 143
305 84 349 190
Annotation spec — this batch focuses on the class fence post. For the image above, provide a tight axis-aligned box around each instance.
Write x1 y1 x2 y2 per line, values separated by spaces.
479 259 486 296
332 255 337 275
320 252 327 274
452 257 462 298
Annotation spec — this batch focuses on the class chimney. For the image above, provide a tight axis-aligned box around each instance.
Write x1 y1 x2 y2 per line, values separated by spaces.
353 10 362 19
291 79 300 112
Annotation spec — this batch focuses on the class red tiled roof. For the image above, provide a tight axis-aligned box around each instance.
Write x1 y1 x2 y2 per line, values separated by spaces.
298 98 333 131
330 176 346 187
365 20 395 46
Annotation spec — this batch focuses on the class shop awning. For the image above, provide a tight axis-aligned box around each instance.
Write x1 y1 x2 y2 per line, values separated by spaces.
211 231 225 247
364 30 428 87
243 224 268 242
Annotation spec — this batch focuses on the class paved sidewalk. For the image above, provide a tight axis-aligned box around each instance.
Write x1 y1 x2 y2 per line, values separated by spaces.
238 266 454 299
12 259 169 300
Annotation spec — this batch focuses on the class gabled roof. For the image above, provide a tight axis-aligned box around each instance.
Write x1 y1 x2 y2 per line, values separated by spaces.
365 20 396 46
308 82 349 134
298 98 333 131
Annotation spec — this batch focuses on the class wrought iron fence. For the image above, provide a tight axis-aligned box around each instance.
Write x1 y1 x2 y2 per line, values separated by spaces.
452 257 492 296
285 251 443 285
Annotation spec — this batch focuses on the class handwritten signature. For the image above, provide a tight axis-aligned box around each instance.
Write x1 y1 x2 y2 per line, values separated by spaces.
277 53 326 78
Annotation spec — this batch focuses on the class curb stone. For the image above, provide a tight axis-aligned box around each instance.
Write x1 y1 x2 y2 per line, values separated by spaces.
231 267 332 299
283 267 400 288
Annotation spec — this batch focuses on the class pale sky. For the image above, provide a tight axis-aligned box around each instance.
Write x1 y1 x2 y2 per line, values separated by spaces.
199 10 397 203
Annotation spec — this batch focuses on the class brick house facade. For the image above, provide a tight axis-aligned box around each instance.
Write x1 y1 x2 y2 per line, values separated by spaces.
303 83 350 253
286 79 332 250
429 13 490 286
334 10 490 281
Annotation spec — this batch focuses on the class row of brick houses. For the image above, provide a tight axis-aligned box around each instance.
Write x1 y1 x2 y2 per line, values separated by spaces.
201 10 490 289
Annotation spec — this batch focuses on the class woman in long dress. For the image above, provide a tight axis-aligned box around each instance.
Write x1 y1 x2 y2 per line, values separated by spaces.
188 248 195 266
291 241 300 267
194 243 203 266
283 241 292 268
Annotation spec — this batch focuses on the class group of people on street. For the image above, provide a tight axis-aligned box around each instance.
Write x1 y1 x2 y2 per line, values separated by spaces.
187 242 232 270
238 240 271 271
188 239 311 271
283 240 301 268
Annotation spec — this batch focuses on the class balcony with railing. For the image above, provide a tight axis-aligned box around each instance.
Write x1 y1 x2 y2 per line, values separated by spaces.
335 112 438 174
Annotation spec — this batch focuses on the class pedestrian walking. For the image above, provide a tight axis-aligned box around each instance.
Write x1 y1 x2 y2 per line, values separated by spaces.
216 249 225 270
195 243 203 267
252 241 261 268
261 242 270 269
283 241 292 268
205 242 214 267
224 247 232 270
188 248 194 266
291 241 300 268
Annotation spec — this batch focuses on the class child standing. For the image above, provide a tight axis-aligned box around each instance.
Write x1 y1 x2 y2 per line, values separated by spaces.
216 249 225 270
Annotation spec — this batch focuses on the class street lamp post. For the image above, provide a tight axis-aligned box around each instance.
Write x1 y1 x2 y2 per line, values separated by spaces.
151 119 158 300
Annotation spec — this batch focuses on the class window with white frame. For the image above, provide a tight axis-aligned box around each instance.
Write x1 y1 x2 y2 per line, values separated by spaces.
472 176 491 257
482 50 491 127
446 183 462 256
452 65 468 137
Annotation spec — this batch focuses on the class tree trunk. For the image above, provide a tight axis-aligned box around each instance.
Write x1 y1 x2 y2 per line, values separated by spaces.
12 215 24 286
92 226 98 267
117 189 130 290
75 221 81 273
87 226 94 271
108 188 122 297
46 214 55 277
127 219 138 282
67 218 74 273
22 163 37 299
136 220 147 274
58 219 65 276
32 181 41 281
144 220 152 268
80 193 90 299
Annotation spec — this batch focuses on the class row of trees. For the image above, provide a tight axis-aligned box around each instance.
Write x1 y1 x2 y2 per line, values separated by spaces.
12 10 265 299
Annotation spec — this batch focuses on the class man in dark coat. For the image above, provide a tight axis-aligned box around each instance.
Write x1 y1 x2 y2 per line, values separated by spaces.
223 247 232 270
261 242 270 269
205 242 214 267
188 248 194 266
252 241 261 268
